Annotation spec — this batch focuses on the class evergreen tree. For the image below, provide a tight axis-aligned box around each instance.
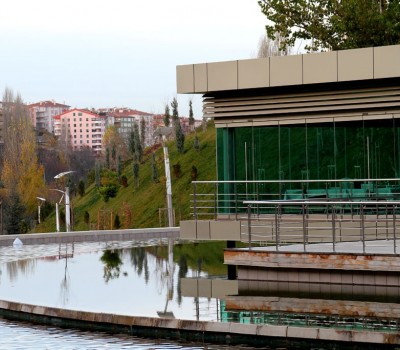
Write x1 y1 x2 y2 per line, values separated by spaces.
171 97 179 122
78 179 85 197
114 214 121 229
105 147 110 169
133 162 140 189
151 153 159 183
189 100 195 131
164 104 171 127
194 135 200 152
133 122 143 162
175 119 185 154
117 155 122 179
140 117 146 149
95 162 101 188
5 192 26 235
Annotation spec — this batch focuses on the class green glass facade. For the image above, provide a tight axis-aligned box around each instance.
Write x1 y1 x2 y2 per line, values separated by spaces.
217 118 400 199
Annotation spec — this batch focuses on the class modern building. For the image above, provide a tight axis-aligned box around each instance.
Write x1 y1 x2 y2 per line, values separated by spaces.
28 101 70 133
53 109 106 155
177 44 400 239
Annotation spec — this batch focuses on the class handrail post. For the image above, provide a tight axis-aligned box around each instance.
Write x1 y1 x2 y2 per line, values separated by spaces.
214 183 217 220
247 204 252 250
302 203 307 252
193 182 197 220
361 204 366 254
394 205 397 254
332 204 336 253
275 204 280 251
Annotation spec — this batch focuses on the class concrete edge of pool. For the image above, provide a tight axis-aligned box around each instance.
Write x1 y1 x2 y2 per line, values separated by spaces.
1 299 399 349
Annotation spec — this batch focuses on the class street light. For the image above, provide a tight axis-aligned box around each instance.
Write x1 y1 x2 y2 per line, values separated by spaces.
153 127 174 227
54 171 75 232
36 197 46 224
50 189 65 232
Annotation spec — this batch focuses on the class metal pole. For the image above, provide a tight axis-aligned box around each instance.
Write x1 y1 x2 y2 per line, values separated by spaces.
38 204 41 224
247 204 252 250
193 182 197 220
302 203 307 252
275 204 280 251
361 204 365 254
332 204 336 253
162 137 174 227
65 187 71 232
394 205 397 254
56 203 60 232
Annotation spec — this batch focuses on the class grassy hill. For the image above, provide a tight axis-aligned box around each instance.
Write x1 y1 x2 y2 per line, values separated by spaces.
38 121 216 232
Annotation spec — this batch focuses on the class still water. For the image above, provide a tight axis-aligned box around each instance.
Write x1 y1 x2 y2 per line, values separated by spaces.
0 239 272 349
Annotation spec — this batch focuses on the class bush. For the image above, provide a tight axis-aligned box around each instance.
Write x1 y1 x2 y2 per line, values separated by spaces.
120 174 128 187
172 162 182 178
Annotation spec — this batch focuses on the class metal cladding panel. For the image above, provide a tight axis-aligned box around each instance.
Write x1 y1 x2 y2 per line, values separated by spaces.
270 55 303 86
238 58 269 89
176 64 194 94
374 45 400 79
204 86 400 124
338 47 374 81
194 63 208 93
207 60 238 91
303 51 337 84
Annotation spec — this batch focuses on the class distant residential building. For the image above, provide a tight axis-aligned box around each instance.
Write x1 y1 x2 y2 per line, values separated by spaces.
28 100 70 133
98 108 156 147
53 109 106 155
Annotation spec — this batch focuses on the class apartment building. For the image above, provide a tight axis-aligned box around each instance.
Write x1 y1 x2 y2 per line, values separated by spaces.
53 109 106 155
28 100 70 133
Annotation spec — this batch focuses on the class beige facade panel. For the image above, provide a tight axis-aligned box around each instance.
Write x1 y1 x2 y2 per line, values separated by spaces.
180 220 197 240
212 280 239 299
338 47 373 82
198 278 212 298
196 220 211 240
176 65 194 94
207 61 238 92
180 278 199 297
194 64 208 93
374 44 400 79
270 55 303 87
210 220 241 241
238 58 269 89
303 51 338 84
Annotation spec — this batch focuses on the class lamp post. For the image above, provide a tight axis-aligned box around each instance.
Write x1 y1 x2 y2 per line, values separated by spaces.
54 171 75 232
153 127 174 227
50 189 65 232
36 197 46 224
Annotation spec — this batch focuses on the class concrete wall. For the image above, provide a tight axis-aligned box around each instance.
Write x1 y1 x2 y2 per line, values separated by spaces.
177 45 400 94
1 299 398 347
0 227 180 247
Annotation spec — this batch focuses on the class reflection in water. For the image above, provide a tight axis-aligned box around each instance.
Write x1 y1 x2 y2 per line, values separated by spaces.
59 243 74 305
7 258 36 282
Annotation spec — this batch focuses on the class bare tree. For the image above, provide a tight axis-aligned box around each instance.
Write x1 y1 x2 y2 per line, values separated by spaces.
256 32 292 58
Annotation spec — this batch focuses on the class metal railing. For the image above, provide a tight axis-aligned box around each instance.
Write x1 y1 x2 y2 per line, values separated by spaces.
190 179 400 254
243 199 400 254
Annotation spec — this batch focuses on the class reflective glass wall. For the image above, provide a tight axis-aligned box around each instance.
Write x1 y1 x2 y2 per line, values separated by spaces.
217 119 400 186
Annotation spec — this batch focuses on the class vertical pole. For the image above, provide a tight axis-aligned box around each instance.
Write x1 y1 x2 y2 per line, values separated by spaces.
38 205 41 224
361 205 365 254
275 204 280 251
302 203 307 252
394 205 397 254
65 187 71 232
163 136 174 227
247 204 252 250
56 203 60 232
332 204 336 253
193 182 197 220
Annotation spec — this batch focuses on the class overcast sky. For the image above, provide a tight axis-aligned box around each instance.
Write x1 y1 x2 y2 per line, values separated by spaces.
0 0 267 118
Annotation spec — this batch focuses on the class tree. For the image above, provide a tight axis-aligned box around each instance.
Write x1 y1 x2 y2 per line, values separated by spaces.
175 119 185 154
102 125 127 165
113 214 121 229
164 104 171 127
133 162 140 189
78 180 85 197
151 153 159 183
258 0 400 51
1 88 46 217
4 192 26 235
140 117 146 148
256 32 292 57
188 100 195 131
171 97 179 122
193 135 200 152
